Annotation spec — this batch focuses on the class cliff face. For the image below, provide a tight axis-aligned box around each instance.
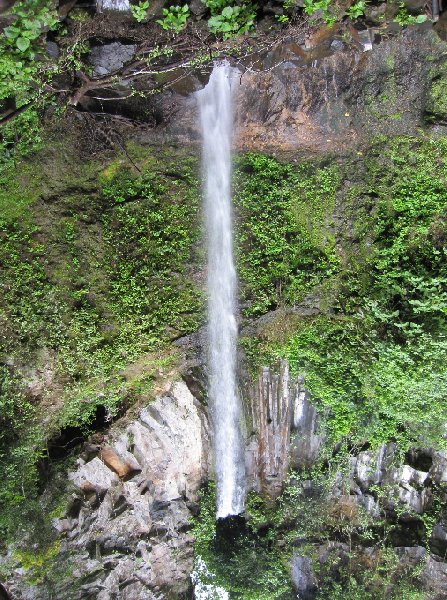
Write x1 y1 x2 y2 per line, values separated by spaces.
1 18 447 600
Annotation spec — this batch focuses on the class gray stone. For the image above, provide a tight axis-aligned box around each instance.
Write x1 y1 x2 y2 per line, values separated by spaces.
430 451 447 485
290 384 324 470
69 456 119 495
46 41 59 59
89 43 136 77
291 553 316 598
421 556 447 593
431 521 447 557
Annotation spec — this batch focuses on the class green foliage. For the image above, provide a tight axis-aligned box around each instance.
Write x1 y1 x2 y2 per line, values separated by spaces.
130 0 150 22
0 1 59 161
345 0 367 19
393 4 427 25
302 0 337 24
235 153 339 316
255 137 447 451
157 4 190 33
3 0 58 57
205 0 256 38
0 147 204 541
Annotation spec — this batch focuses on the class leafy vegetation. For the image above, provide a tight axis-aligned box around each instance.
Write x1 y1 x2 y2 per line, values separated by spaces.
192 483 294 599
0 144 203 541
192 470 429 599
206 0 257 38
157 4 190 33
240 138 447 452
235 153 339 316
130 0 150 22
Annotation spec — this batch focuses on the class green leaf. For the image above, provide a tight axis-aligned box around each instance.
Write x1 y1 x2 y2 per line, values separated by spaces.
221 5 234 17
16 37 31 52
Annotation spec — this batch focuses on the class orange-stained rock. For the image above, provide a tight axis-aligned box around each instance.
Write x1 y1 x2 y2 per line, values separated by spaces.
100 446 141 478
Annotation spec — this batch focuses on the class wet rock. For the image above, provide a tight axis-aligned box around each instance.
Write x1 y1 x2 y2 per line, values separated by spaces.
45 41 59 59
395 545 426 567
89 42 136 77
429 451 447 484
189 0 207 17
290 381 324 469
246 361 293 498
431 521 447 557
291 552 317 599
355 445 387 491
421 555 447 594
20 381 211 599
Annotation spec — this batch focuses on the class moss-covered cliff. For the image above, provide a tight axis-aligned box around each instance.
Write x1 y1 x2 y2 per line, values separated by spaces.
2 3 447 597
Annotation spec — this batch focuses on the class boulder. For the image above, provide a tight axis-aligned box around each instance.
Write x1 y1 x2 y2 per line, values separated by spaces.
430 451 447 485
96 0 130 11
89 43 136 77
99 446 141 478
69 457 118 495
290 383 324 469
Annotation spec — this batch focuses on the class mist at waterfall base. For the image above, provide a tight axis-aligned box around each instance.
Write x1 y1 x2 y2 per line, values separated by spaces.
197 63 246 520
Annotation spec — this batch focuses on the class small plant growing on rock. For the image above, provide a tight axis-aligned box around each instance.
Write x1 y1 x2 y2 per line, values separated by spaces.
205 0 256 38
393 3 427 25
345 0 366 19
130 0 150 22
157 4 190 33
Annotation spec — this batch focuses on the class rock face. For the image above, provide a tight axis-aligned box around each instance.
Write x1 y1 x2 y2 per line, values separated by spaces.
9 381 210 600
246 362 293 498
96 0 130 11
149 28 446 154
246 361 324 497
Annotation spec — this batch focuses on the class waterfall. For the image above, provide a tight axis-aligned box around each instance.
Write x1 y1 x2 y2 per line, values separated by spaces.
197 63 246 518
96 0 130 11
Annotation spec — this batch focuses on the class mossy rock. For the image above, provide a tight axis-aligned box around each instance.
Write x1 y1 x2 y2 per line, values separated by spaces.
426 72 447 122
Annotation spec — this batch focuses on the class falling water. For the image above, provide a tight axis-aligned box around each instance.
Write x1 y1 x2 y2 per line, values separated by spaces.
96 0 130 12
197 63 245 519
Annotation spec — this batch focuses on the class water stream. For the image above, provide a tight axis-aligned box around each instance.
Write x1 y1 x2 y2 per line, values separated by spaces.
197 63 246 519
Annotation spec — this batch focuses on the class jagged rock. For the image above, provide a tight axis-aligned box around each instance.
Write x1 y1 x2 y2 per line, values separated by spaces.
69 456 119 495
246 361 293 498
24 380 211 599
291 552 317 599
96 0 130 11
431 521 447 557
421 555 447 594
89 43 136 77
388 464 429 489
100 446 141 478
290 380 324 469
395 545 426 567
430 451 447 484
355 445 387 491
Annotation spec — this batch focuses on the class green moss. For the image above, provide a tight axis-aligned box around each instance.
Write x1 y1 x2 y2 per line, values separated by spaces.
426 73 447 121
248 136 447 451
0 143 204 541
235 153 340 316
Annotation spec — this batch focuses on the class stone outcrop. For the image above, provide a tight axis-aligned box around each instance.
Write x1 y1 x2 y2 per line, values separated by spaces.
246 361 293 498
8 381 211 600
146 27 447 154
246 361 324 497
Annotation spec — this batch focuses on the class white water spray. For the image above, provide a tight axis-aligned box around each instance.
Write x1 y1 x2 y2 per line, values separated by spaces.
197 63 245 519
